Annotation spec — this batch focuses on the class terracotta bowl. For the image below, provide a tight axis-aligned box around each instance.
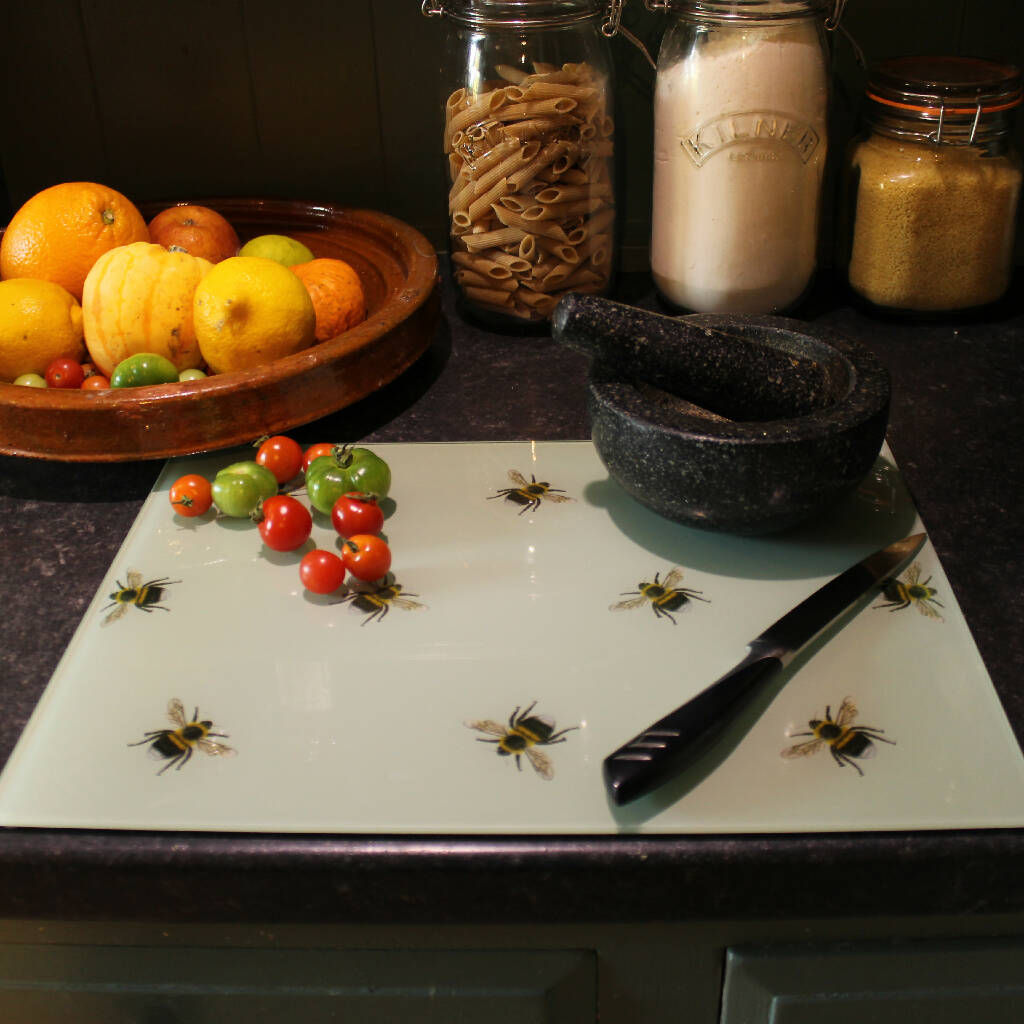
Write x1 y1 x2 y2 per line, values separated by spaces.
0 198 439 461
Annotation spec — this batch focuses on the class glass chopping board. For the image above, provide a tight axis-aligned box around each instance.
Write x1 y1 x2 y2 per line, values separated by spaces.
1 440 1022 834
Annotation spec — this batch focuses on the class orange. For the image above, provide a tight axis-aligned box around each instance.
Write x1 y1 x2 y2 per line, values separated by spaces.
291 258 366 342
0 182 150 301
148 204 240 264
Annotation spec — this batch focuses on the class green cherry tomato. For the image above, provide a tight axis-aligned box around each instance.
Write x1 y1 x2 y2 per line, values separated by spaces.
305 445 391 515
211 473 263 518
110 353 180 388
212 460 278 517
217 460 278 499
12 372 47 387
178 368 207 382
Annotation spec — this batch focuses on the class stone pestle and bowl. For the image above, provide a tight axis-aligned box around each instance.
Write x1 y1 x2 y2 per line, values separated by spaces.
551 294 891 536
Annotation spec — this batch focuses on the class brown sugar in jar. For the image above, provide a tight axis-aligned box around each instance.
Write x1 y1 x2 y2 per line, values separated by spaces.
843 56 1023 314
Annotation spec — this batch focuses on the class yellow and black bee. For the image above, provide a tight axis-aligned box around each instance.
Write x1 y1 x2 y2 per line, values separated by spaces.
337 579 426 625
781 697 895 776
129 698 235 775
874 562 944 620
488 469 574 515
466 701 578 780
611 567 709 625
101 570 180 626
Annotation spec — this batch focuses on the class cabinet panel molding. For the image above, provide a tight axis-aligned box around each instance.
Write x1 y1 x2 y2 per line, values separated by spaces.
0 944 595 1023
723 939 1024 1024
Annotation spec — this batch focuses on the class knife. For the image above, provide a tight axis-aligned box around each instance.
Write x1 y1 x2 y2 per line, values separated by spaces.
603 532 927 805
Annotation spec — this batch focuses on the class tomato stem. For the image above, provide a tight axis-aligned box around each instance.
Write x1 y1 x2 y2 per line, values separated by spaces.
331 442 355 468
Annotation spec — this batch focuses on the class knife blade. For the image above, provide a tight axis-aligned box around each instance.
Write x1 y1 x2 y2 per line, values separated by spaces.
603 532 927 805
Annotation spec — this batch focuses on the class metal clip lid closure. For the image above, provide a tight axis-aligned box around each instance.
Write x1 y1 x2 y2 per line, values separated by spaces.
865 55 1023 146
422 0 612 28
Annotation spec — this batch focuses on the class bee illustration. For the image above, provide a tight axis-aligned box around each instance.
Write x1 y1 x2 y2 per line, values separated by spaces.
101 570 180 626
466 701 578 780
874 563 944 620
129 698 235 774
781 697 895 776
610 567 709 625
337 579 426 625
487 469 574 515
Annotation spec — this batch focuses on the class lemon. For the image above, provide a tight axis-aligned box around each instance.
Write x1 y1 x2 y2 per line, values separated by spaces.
0 279 85 382
193 256 316 375
238 234 315 267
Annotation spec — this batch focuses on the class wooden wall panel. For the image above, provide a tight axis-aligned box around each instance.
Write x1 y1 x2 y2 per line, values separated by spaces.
76 0 262 202
243 0 384 206
374 3 449 246
0 1 107 209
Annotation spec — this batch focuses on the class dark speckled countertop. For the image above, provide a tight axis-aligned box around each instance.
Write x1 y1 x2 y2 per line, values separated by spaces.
0 263 1022 925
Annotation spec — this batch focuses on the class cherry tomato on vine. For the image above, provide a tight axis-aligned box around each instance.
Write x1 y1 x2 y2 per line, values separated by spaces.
299 548 346 594
44 357 85 389
257 494 312 552
169 474 213 518
331 492 385 538
81 374 110 390
302 442 335 473
306 446 392 515
256 435 304 485
340 533 392 583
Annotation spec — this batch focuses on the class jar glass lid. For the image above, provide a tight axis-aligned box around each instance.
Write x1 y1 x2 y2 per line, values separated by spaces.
867 56 1023 117
429 0 605 27
665 0 830 20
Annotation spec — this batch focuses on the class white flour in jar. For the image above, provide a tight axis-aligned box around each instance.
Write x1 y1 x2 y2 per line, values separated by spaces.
651 24 828 314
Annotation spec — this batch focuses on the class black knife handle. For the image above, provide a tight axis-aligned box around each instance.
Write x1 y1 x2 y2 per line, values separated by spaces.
603 652 783 805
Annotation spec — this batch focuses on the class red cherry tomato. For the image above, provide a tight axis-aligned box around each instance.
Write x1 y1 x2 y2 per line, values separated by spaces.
256 434 304 485
299 548 347 594
341 533 392 582
302 442 335 473
257 494 313 552
168 474 213 517
331 491 385 538
44 357 85 389
81 374 111 390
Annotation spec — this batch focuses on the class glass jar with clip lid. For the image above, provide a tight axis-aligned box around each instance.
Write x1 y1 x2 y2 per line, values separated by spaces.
644 0 841 315
422 0 623 327
842 55 1023 315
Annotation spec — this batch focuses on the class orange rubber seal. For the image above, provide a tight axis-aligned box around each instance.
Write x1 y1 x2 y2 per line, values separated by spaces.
867 91 1022 116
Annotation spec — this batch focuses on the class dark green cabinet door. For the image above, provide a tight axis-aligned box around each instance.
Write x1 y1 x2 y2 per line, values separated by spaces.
722 940 1024 1023
0 945 594 1023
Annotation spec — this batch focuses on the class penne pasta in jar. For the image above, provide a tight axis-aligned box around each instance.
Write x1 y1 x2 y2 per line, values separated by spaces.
425 0 617 324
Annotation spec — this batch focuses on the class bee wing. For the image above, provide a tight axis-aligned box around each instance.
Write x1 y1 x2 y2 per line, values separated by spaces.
393 597 426 611
507 469 529 487
525 746 555 780
166 698 188 728
197 738 235 758
541 491 574 503
905 563 921 585
102 602 128 626
661 567 685 589
126 569 143 588
466 719 507 738
917 599 943 621
835 697 858 728
610 595 649 611
781 738 824 759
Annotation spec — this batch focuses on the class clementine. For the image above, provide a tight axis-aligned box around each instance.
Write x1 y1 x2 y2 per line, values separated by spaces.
0 182 150 301
148 204 240 264
291 258 367 342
